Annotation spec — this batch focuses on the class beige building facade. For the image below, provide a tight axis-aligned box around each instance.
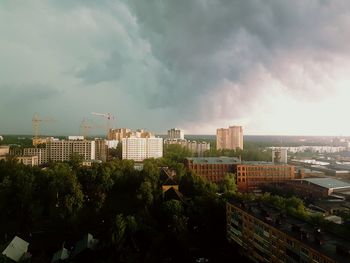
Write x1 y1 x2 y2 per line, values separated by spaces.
0 146 10 160
47 140 96 162
16 155 39 166
108 128 154 140
216 126 243 150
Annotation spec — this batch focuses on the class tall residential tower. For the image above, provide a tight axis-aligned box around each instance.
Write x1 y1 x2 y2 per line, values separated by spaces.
216 126 243 150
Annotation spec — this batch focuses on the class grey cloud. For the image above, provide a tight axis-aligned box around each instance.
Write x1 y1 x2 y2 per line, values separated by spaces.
76 51 125 84
1 0 350 134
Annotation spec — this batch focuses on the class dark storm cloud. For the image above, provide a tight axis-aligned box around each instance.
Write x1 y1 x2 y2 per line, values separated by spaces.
1 0 350 134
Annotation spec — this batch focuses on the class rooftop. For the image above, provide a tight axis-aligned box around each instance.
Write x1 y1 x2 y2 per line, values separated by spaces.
2 236 29 262
303 178 350 190
230 201 350 263
186 157 241 164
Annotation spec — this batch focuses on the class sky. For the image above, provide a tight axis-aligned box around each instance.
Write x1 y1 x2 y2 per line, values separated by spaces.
1 0 350 136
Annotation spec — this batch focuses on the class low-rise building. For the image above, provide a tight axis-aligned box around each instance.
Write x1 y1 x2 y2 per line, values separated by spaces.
278 178 350 199
186 157 240 183
227 201 350 263
235 162 297 192
185 157 297 191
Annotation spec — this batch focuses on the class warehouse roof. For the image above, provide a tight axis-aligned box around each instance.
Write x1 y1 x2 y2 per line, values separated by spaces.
186 157 241 164
303 178 350 190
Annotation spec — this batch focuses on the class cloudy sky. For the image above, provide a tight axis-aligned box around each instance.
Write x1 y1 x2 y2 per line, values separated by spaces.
1 0 350 136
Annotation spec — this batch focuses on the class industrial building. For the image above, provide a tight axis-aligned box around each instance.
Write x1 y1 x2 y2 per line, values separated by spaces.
185 157 240 183
227 201 350 263
185 157 297 191
278 178 350 199
235 162 297 192
216 126 243 150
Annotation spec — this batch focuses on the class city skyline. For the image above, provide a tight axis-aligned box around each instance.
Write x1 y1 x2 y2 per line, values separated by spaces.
1 1 350 136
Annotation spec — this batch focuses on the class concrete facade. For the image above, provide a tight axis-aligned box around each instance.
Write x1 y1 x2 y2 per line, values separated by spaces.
167 128 185 140
122 137 163 162
216 126 243 150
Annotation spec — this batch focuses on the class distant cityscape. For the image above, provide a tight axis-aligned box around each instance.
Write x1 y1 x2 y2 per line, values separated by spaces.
1 116 350 262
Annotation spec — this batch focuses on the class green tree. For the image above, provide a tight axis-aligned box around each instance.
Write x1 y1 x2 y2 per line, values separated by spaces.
164 144 192 162
137 181 154 208
111 214 126 251
220 173 237 194
47 163 84 217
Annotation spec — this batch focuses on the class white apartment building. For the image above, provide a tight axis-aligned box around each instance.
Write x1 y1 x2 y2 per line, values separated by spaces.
167 128 185 140
122 137 163 162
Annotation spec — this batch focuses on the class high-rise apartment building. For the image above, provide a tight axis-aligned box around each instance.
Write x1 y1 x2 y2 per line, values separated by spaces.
11 137 108 165
122 137 163 162
23 148 48 165
47 139 96 162
95 139 108 162
216 126 243 150
167 128 185 140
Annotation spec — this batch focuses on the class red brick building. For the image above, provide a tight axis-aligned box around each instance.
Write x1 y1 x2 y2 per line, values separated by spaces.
185 157 298 192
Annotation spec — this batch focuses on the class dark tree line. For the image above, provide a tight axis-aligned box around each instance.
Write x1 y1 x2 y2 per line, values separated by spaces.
0 155 238 263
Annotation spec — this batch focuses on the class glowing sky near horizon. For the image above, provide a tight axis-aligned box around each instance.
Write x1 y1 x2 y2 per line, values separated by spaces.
1 0 350 136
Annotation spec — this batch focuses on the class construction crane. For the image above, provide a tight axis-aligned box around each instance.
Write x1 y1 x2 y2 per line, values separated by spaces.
32 113 55 147
91 112 115 136
32 113 55 139
80 118 105 139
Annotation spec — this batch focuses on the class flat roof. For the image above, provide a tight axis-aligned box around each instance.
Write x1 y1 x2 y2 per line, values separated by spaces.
303 178 350 190
186 157 241 164
229 201 350 263
186 158 289 166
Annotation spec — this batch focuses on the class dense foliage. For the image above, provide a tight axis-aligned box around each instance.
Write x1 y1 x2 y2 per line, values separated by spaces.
0 157 238 262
